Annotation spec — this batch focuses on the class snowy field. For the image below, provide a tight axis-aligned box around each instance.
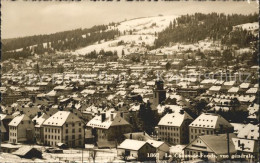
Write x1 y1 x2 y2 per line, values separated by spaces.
0 146 118 163
233 22 258 31
117 15 179 34
74 15 179 56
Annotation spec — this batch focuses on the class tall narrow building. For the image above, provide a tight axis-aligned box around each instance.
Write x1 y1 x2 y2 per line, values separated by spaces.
153 80 166 107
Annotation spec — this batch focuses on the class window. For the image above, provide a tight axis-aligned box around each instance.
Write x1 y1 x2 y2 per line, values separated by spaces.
79 123 81 126
21 121 24 124
72 123 75 127
48 129 50 132
55 136 56 139
72 135 75 139
29 121 31 124
55 129 56 133
72 129 75 133
66 129 68 133
52 129 53 133
58 136 60 140
65 136 68 140
79 135 82 139
79 128 81 132
66 124 68 127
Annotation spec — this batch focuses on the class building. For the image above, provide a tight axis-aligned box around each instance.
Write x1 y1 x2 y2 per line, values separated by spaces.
86 112 132 148
117 139 156 161
158 109 193 144
153 80 166 107
0 114 13 141
123 132 152 141
189 113 233 142
42 111 84 148
184 133 237 162
32 112 49 145
232 138 259 162
8 114 35 144
146 139 170 160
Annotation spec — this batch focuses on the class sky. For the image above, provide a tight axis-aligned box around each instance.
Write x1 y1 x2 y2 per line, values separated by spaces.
2 1 259 39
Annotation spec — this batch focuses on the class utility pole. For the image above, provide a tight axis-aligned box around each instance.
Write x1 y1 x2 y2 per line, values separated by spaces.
82 125 86 163
82 126 85 163
227 130 230 160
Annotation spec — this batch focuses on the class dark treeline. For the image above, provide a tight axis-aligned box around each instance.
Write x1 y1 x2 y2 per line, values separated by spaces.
2 25 109 51
155 13 258 48
2 25 119 61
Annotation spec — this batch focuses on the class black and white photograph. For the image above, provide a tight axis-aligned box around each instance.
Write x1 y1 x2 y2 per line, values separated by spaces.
1 1 259 162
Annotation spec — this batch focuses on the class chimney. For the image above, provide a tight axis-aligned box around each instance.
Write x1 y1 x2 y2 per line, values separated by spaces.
110 113 114 121
143 131 145 136
33 120 37 125
101 113 106 122
179 109 184 114
20 110 23 115
238 140 241 146
37 112 42 118
130 133 132 139
120 112 124 118
129 116 133 124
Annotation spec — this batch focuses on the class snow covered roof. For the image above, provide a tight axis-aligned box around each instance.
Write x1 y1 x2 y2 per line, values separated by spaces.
237 124 259 140
228 87 239 93
146 140 165 148
246 88 258 94
232 138 258 153
189 113 232 129
230 123 246 135
201 79 217 84
118 139 147 151
223 81 236 86
209 86 221 91
247 103 259 119
87 113 130 129
9 114 31 127
239 83 250 89
46 90 57 97
158 109 193 127
32 113 49 127
43 111 81 127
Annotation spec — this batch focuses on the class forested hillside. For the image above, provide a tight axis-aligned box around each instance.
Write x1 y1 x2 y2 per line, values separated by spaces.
155 13 258 48
2 25 119 60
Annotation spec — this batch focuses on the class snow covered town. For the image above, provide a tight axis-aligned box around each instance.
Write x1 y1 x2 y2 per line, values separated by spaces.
1 10 259 163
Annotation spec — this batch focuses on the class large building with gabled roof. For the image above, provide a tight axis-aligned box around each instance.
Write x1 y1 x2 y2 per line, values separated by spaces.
157 108 193 145
189 113 233 142
42 111 84 147
86 111 132 148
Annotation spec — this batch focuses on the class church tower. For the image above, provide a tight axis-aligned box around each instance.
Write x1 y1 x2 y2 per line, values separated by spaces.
153 80 166 107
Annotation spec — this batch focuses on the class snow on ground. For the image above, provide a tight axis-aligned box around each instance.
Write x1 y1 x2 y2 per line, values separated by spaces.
73 40 124 57
151 40 221 54
117 15 179 34
118 35 155 45
234 22 258 31
74 35 154 57
74 15 178 57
